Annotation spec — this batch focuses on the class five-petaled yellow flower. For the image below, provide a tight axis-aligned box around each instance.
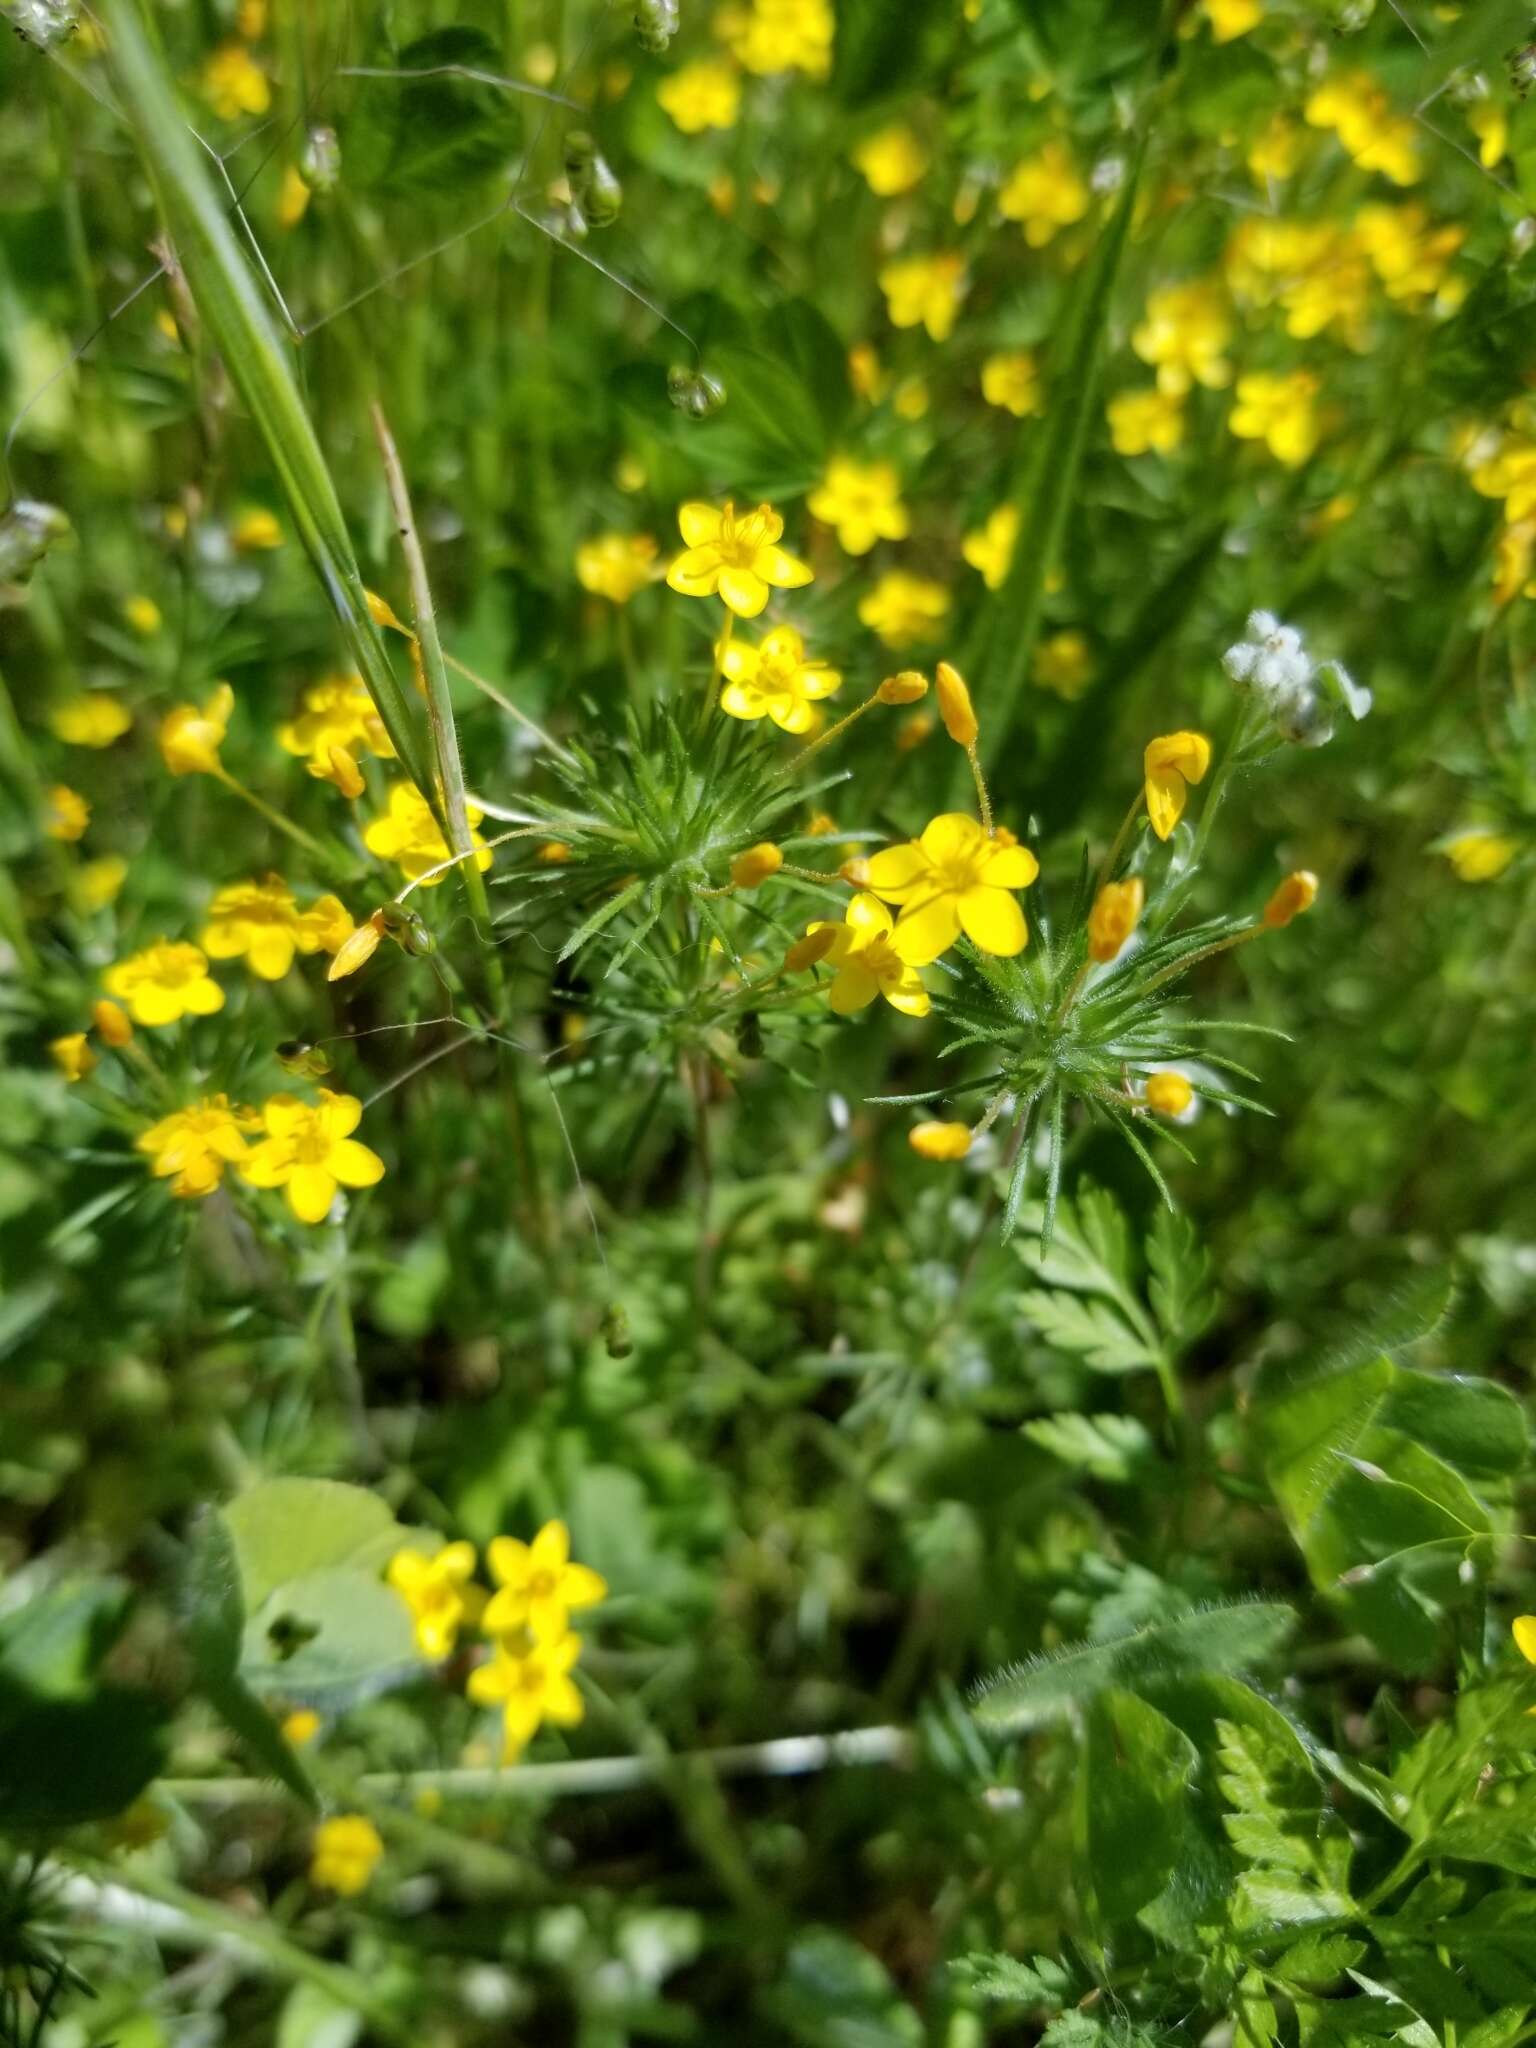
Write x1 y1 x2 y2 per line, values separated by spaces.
1229 369 1321 469
202 877 355 981
576 532 658 604
719 625 841 733
807 457 909 557
1443 830 1518 882
1202 0 1261 41
387 1543 482 1660
468 1630 586 1763
1132 281 1233 398
802 893 931 1016
962 506 1019 592
1143 732 1211 841
160 683 234 777
137 1096 260 1199
656 57 740 133
1108 388 1185 458
865 813 1039 964
878 253 967 342
45 785 89 842
666 501 813 619
278 676 393 789
980 351 1044 419
484 1520 608 1643
105 942 225 1027
364 783 493 886
857 571 950 651
852 124 928 197
1305 70 1419 187
998 139 1089 248
241 1090 386 1224
49 695 132 747
310 1814 383 1896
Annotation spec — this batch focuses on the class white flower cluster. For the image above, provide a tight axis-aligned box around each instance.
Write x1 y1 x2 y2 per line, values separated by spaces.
1221 609 1371 747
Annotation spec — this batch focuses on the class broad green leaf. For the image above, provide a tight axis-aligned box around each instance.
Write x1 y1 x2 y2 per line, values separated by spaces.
240 1566 419 1703
223 1479 404 1611
1083 1690 1199 1922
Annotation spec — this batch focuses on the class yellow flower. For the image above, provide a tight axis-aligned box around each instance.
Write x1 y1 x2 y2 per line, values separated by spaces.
998 139 1090 248
201 877 354 981
909 1121 973 1161
137 1095 260 1198
106 945 221 1030
71 854 128 911
45 785 89 842
1305 71 1419 186
123 595 162 637
1145 1071 1194 1117
803 892 932 1015
1088 877 1144 962
1512 1615 1536 1663
241 1090 386 1225
49 695 132 747
1143 732 1211 841
468 1629 586 1763
853 124 928 196
1354 203 1465 304
717 625 841 732
876 670 929 706
309 1815 383 1896
1229 370 1321 469
1131 281 1233 398
666 501 812 618
232 508 282 550
1443 830 1519 882
364 783 493 886
160 683 234 776
980 350 1044 419
1034 630 1094 701
483 1520 608 1643
865 813 1039 964
282 1709 321 1747
1108 386 1185 458
387 1543 481 1659
1469 98 1508 171
934 660 978 748
50 1033 96 1083
1202 0 1261 39
278 674 394 782
1472 429 1536 524
1248 115 1302 185
576 532 658 604
858 571 950 650
878 253 967 342
1262 870 1318 928
962 505 1019 592
807 457 909 556
718 0 834 77
656 57 740 133
202 42 271 120
1493 523 1536 607
277 164 311 228
848 342 887 402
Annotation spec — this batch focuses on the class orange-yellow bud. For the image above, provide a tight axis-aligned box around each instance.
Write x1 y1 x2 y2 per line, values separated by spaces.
311 743 364 799
877 669 929 706
909 1120 973 1161
895 712 933 753
785 925 839 973
537 840 572 864
1087 876 1145 963
839 855 871 886
328 914 385 983
365 588 413 636
92 999 133 1047
934 660 978 747
730 841 784 888
1144 1071 1193 1117
49 1033 96 1083
1262 870 1318 929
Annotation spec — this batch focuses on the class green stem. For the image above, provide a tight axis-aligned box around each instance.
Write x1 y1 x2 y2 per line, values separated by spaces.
212 768 332 865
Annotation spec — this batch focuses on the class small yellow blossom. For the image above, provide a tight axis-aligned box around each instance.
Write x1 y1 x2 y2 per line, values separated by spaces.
278 675 394 783
1355 203 1464 304
576 532 658 604
468 1630 586 1763
717 0 834 78
236 0 267 39
1263 871 1319 928
656 57 740 133
1512 1615 1536 1663
1143 732 1212 841
865 812 1039 964
858 571 950 651
232 508 283 551
1034 630 1094 701
201 877 354 981
105 942 225 1027
484 1520 608 1642
980 350 1044 419
998 139 1090 248
1472 428 1536 525
808 457 909 556
202 42 271 120
1088 877 1144 963
277 165 311 228
1493 523 1536 607
853 124 929 197
49 695 132 748
537 841 571 865
1469 98 1508 171
1305 71 1419 186
364 783 493 886
1202 0 1261 40
327 916 385 983
160 683 234 776
45 785 89 842
136 1096 260 1199
962 505 1019 591
731 841 784 887
1229 369 1321 469
1248 115 1302 185
387 1543 481 1660
1444 830 1519 882
1132 281 1233 398
1145 1071 1194 1117
934 660 978 747
50 1034 96 1083
878 253 967 343
241 1090 386 1225
803 893 932 1015
309 1815 383 1896
876 670 929 706
282 1709 321 1747
909 1121 973 1161
72 854 128 911
896 712 933 751
123 595 162 637
1108 387 1185 457
92 998 132 1047
667 501 812 618
848 342 887 403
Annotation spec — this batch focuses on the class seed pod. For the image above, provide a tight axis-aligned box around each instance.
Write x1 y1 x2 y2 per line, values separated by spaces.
583 154 623 227
0 499 70 585
634 0 680 54
276 1039 332 1079
601 1300 634 1358
563 130 597 181
302 124 341 191
376 902 435 955
667 365 727 418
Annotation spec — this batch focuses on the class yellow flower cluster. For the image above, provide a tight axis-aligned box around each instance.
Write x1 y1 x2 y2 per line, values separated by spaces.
808 457 909 556
717 0 833 79
277 674 395 795
878 253 967 342
998 139 1089 248
202 877 355 981
1304 70 1419 187
137 1089 385 1221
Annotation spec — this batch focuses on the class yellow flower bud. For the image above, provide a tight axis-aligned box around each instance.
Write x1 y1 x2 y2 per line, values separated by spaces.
839 855 871 886
92 999 134 1047
123 594 162 637
311 743 365 799
1262 870 1318 928
281 1708 322 1747
50 1033 96 1083
934 660 978 747
537 841 572 864
877 669 929 706
1087 876 1145 963
730 841 784 888
785 925 839 972
1145 1071 1194 1117
909 1120 973 1161
807 811 839 836
328 914 385 983
365 588 413 637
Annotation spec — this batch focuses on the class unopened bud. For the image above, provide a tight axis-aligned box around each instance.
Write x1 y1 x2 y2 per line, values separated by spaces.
730 841 783 888
584 155 623 226
909 1120 973 1162
328 914 384 983
301 124 341 191
634 0 680 52
375 901 434 956
839 855 870 886
1087 876 1144 964
895 711 933 752
92 998 133 1047
537 840 572 864
785 925 838 972
602 1300 633 1357
877 670 928 706
1263 870 1319 929
365 587 412 636
667 365 727 418
312 743 364 799
935 660 978 747
1144 1071 1193 1117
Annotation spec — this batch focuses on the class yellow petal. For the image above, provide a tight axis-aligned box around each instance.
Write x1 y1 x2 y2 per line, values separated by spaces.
958 884 1027 956
862 843 929 902
1513 1615 1536 1665
717 566 770 618
1145 767 1185 842
677 502 723 547
891 891 961 966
